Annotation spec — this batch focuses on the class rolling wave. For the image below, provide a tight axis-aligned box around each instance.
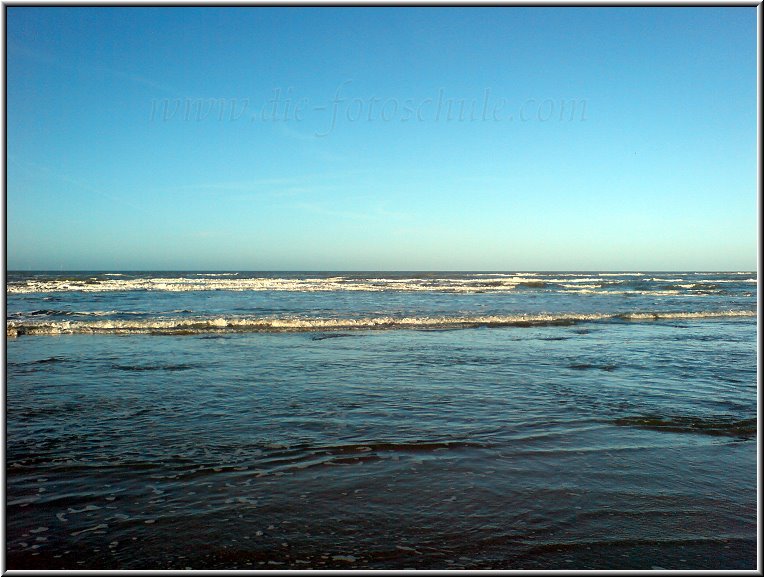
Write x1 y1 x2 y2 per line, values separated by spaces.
6 310 755 337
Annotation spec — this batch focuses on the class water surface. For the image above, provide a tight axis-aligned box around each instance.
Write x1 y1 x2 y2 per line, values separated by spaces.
6 271 757 569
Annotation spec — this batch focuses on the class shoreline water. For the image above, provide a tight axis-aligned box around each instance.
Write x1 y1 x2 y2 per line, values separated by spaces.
6 271 757 569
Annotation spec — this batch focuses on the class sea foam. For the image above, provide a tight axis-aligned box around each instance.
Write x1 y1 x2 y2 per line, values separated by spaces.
6 310 756 337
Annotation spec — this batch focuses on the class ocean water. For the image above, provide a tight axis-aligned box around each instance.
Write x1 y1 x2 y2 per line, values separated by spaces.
5 271 758 569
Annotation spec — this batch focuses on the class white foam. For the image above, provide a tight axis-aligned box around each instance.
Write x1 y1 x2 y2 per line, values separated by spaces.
619 310 753 320
6 273 756 295
700 279 757 283
6 276 543 294
562 289 684 296
560 284 602 289
472 272 539 277
6 310 755 337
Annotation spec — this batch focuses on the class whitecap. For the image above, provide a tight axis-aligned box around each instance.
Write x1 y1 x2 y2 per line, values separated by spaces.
6 310 755 336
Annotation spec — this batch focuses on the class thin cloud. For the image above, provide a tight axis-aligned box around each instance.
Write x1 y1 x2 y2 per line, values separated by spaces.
272 123 349 163
8 41 176 94
9 158 150 215
169 170 369 196
274 123 317 143
291 201 410 223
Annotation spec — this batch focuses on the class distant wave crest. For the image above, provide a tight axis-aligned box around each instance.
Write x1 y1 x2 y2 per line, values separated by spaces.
6 274 755 294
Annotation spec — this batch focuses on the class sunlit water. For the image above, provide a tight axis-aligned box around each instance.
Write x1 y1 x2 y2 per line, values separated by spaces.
5 271 757 569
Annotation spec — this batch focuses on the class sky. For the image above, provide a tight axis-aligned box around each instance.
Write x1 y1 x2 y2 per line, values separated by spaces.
5 7 758 271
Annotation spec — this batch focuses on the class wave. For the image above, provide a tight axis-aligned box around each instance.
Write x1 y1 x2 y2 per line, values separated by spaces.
561 289 686 296
7 309 146 318
560 284 602 289
7 274 755 294
8 309 192 319
6 276 549 294
219 439 492 476
311 333 360 341
612 415 755 437
8 356 69 366
6 309 755 337
569 363 617 371
679 279 757 284
5 269 757 296
111 363 196 372
472 272 539 277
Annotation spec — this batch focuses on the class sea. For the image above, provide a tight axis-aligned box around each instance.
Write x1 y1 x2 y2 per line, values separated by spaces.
4 271 758 569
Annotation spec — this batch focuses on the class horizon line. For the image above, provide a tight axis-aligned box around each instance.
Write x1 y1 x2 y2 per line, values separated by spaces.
4 269 758 273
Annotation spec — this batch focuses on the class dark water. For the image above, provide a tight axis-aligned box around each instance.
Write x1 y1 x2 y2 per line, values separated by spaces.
5 272 757 569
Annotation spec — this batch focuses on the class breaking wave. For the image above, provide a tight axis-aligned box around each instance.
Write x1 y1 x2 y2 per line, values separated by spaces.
6 310 755 337
6 274 755 294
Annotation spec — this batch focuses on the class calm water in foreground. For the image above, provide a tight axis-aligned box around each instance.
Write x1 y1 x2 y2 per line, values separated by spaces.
5 271 757 569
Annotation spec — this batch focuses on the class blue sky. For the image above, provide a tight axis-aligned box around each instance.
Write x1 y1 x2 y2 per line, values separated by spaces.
6 7 757 271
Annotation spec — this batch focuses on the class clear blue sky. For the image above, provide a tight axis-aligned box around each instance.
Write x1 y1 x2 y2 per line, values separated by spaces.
6 7 757 271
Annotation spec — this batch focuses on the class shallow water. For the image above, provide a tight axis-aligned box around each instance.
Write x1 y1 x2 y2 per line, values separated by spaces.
5 271 757 569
